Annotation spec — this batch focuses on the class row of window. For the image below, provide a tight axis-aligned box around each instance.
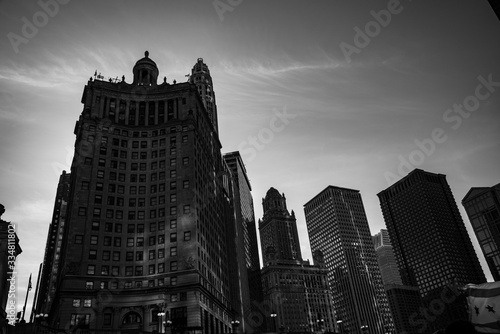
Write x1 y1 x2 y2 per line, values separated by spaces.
87 261 178 275
78 205 191 219
83 179 183 194
85 276 177 290
76 231 191 246
92 220 176 233
87 123 189 137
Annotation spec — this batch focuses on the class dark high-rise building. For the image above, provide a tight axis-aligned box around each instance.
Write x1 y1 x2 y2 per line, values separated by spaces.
373 229 402 286
304 186 393 334
259 188 336 334
378 169 486 333
259 188 302 263
34 171 71 318
44 52 244 333
0 204 22 331
223 152 263 333
462 183 500 281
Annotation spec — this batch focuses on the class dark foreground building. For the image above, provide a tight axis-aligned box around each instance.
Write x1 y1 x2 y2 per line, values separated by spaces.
38 52 252 333
462 183 500 281
378 169 486 333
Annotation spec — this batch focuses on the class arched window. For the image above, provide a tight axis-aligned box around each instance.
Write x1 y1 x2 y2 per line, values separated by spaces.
122 311 142 324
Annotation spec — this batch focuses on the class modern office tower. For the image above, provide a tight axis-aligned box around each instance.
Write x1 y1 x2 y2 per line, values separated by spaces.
223 152 263 333
34 171 71 318
46 52 242 333
0 204 22 331
304 186 394 334
463 183 500 281
373 229 402 286
260 188 336 334
378 169 486 332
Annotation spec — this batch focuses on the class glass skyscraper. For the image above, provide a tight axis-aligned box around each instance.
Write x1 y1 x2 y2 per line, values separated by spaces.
304 186 393 334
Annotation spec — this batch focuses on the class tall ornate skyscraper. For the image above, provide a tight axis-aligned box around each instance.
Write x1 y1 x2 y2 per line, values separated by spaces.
42 52 242 333
259 188 337 334
462 183 500 281
304 186 394 334
378 169 486 333
259 188 302 263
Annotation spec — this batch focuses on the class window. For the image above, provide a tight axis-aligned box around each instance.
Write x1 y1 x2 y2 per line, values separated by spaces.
158 263 165 273
170 207 177 215
184 231 191 241
70 314 90 328
137 224 144 233
137 238 144 247
108 184 116 193
126 252 133 261
96 182 104 191
170 159 176 166
159 222 165 231
170 233 177 242
97 170 105 178
149 236 156 246
81 181 90 190
149 265 155 275
86 281 94 289
170 261 178 271
93 208 101 217
182 157 189 166
104 314 112 326
170 220 177 229
87 265 96 275
103 236 112 246
73 299 81 307
171 294 178 302
101 266 109 276
170 194 177 203
78 207 87 216
170 170 176 178
125 267 133 276
183 205 190 214
105 223 113 232
90 236 98 245
183 180 189 189
100 281 108 289
171 277 177 285
170 247 177 257
135 266 143 276
158 248 165 259
128 224 135 233
75 235 83 244
150 222 157 232
114 237 121 247
115 223 122 233
158 235 165 244
127 238 134 247
149 250 156 260
113 251 120 261
102 250 110 261
112 266 119 276
170 181 177 190
136 251 143 261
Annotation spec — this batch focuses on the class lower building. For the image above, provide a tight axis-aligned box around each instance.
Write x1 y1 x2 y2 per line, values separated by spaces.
260 250 336 334
385 285 422 334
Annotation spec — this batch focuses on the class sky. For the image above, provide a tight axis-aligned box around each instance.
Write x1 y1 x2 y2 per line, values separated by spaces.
0 0 499 318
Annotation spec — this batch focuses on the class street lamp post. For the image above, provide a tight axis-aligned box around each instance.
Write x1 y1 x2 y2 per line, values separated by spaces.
166 319 173 334
35 313 48 324
270 312 277 333
336 319 343 334
361 325 368 334
158 311 166 333
231 320 240 334
316 318 324 334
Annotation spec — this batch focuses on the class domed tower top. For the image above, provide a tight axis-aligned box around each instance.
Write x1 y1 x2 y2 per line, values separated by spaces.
262 187 289 217
132 51 159 86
